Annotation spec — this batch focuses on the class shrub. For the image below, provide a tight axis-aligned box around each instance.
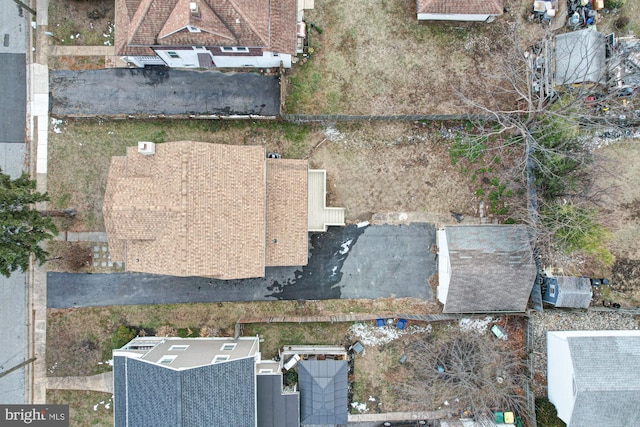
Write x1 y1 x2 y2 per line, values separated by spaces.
604 0 625 9
111 325 137 349
535 397 566 427
541 202 614 266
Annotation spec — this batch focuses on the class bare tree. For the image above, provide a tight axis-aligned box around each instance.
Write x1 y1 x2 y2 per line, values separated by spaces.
397 328 530 422
451 21 637 264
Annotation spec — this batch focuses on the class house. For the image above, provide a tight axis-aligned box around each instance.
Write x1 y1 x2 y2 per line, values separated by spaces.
437 225 537 313
103 141 344 279
113 336 300 427
416 0 503 22
280 346 349 426
542 276 592 308
546 330 640 427
554 29 607 87
114 0 314 68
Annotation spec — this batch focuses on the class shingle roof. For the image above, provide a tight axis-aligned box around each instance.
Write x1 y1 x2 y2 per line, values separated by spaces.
104 142 312 279
442 225 536 313
554 29 607 86
298 360 348 425
113 356 257 427
554 276 592 308
257 374 300 427
265 159 308 267
104 142 266 279
417 0 503 15
549 331 640 427
115 0 297 57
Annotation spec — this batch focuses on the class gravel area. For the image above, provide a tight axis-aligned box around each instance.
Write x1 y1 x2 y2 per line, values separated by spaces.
529 310 640 396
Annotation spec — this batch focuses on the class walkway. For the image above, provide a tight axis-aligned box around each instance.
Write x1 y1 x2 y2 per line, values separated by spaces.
49 45 114 56
349 409 452 423
46 372 113 394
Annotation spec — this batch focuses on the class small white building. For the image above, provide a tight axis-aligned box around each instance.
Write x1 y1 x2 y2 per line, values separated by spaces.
417 0 503 22
547 330 640 427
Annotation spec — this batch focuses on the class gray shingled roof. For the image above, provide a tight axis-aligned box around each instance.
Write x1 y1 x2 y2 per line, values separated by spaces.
554 29 607 86
257 374 300 427
443 225 536 313
298 360 348 425
554 276 592 308
567 334 640 426
113 356 256 427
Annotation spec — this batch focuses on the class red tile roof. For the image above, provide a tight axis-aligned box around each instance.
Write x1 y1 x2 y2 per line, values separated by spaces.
115 0 296 56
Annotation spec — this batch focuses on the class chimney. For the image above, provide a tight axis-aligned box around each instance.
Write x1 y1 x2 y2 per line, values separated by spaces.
138 141 156 155
189 1 200 17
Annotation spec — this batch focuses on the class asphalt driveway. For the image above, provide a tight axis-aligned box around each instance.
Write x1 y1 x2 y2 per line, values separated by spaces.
49 68 280 116
47 223 437 308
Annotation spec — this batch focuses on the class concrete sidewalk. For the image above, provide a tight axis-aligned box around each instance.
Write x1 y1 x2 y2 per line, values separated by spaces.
49 45 115 56
46 372 113 394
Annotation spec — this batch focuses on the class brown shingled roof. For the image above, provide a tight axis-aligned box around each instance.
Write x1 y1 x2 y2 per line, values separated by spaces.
265 158 308 267
115 0 296 56
417 0 503 15
103 142 310 279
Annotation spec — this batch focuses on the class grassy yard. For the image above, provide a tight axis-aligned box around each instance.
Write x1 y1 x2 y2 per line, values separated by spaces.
47 119 316 231
46 298 429 377
47 390 113 427
47 0 114 46
285 0 542 115
47 118 526 234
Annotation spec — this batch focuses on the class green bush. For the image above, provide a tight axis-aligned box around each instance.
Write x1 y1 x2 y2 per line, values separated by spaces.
604 0 625 9
542 202 614 266
535 397 566 427
111 325 137 349
177 327 200 338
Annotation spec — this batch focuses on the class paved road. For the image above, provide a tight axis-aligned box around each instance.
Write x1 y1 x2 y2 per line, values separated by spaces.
0 0 28 404
48 224 436 308
50 68 280 116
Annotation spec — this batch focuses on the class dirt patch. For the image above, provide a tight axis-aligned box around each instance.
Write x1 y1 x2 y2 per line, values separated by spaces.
45 242 92 272
48 56 105 70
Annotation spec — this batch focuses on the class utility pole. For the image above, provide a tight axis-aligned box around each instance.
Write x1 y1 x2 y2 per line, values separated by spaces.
13 0 36 16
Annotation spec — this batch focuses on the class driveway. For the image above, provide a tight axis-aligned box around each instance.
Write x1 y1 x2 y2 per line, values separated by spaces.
47 223 436 308
49 68 280 117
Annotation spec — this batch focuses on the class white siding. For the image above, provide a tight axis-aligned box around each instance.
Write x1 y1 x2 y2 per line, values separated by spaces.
547 331 576 425
437 229 451 304
149 49 292 68
212 53 291 68
417 13 492 21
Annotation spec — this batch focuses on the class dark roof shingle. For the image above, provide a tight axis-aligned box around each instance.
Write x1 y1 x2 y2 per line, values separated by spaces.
442 225 536 313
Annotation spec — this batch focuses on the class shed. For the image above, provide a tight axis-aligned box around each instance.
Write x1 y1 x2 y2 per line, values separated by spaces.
554 29 607 86
542 276 592 308
437 225 537 313
298 359 348 425
416 0 503 21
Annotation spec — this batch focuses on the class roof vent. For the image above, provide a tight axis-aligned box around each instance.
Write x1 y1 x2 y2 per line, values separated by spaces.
138 141 156 155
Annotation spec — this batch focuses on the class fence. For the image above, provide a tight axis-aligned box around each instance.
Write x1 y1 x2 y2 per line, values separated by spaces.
522 316 538 427
281 113 494 122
